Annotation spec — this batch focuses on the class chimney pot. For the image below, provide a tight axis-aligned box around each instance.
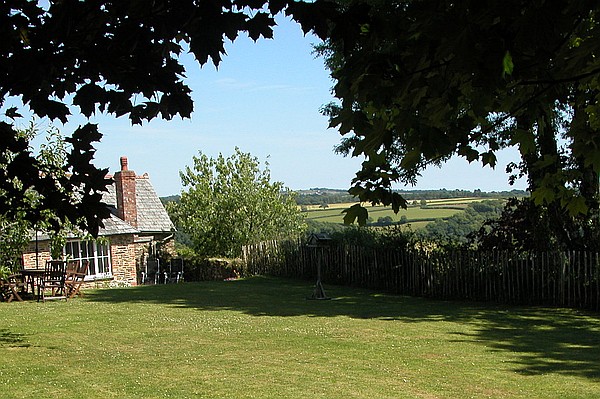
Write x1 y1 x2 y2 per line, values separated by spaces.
120 156 128 171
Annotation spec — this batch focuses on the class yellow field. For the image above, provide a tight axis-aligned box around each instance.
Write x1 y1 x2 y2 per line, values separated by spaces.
300 197 483 210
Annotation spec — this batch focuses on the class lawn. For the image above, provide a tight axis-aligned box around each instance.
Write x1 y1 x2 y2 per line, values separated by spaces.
2 277 600 398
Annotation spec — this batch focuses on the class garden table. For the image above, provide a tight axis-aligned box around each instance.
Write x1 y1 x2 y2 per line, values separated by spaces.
20 268 45 297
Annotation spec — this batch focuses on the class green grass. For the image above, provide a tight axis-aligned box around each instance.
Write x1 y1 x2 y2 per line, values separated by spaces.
2 277 600 398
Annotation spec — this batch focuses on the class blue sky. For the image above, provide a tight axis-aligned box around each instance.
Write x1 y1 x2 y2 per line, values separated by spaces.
22 15 526 197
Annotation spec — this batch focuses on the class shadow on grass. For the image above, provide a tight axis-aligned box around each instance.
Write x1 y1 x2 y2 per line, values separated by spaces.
459 311 600 379
0 329 31 348
86 276 600 380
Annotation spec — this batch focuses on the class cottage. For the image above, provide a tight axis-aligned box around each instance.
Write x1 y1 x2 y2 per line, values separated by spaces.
22 157 175 286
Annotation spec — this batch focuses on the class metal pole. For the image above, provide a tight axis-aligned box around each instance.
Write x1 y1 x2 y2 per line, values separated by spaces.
35 228 39 269
311 247 329 300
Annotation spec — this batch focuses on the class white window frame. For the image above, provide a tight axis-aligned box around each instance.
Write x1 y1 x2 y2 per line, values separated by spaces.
63 239 112 280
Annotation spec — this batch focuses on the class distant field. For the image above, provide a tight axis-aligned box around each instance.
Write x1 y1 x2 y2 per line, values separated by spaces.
301 197 483 211
300 202 359 211
424 197 481 204
301 197 501 228
401 220 431 230
304 203 467 225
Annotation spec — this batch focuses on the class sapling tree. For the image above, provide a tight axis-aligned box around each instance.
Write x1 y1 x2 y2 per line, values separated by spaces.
168 148 306 258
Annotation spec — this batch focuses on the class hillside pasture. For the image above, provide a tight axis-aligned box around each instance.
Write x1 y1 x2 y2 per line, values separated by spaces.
301 197 484 212
304 203 466 224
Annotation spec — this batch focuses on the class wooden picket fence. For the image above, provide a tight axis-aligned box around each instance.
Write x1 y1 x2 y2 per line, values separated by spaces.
242 240 600 311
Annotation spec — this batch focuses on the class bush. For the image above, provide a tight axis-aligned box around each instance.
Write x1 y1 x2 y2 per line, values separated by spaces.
180 255 245 281
328 225 416 250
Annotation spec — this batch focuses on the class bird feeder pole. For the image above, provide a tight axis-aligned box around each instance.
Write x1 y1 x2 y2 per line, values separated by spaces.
306 233 332 300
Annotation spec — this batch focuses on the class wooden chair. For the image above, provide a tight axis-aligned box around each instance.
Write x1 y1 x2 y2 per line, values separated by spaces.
65 260 78 276
64 260 79 297
1 274 24 302
39 260 67 302
65 260 88 299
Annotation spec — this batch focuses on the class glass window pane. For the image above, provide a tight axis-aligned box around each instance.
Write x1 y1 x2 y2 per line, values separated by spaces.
65 242 73 258
63 239 111 279
87 241 94 257
88 258 96 275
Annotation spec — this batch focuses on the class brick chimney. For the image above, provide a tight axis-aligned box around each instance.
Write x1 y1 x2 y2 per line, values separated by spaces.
114 156 138 228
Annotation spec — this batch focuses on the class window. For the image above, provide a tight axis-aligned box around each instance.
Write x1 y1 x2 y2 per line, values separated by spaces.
64 239 112 280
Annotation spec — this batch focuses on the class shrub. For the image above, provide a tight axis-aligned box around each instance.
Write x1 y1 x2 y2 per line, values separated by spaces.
180 255 245 281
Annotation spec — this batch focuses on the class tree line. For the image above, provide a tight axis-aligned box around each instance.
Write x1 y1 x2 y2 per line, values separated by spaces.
294 188 527 206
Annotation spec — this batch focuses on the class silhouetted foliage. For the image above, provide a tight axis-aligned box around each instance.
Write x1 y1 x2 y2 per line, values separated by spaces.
472 197 600 252
316 1 600 249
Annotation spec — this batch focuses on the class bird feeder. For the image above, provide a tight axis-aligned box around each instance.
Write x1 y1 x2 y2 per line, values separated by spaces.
306 233 332 300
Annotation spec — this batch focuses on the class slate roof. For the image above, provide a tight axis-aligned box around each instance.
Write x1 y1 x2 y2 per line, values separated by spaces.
32 214 138 241
100 213 140 235
103 175 175 234
30 173 173 241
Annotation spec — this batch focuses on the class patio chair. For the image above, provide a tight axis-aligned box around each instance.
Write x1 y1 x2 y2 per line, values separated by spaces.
39 260 67 302
65 260 78 279
65 260 88 299
1 274 24 302
166 258 184 283
144 259 161 284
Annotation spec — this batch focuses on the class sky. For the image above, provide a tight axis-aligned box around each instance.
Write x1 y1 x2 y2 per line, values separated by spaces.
21 15 527 197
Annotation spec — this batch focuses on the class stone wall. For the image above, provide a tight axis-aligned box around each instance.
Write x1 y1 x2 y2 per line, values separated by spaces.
22 240 51 269
109 234 138 286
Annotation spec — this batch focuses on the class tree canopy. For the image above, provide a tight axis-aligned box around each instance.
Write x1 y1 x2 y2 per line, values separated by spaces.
0 0 333 235
3 0 600 248
316 1 600 248
167 148 305 258
0 123 85 268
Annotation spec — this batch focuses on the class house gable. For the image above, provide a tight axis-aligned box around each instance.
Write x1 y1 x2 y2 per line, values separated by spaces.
103 158 175 234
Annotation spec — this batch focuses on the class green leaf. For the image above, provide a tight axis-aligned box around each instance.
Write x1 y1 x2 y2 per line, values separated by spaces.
246 12 275 41
481 151 497 168
510 130 536 155
458 145 480 162
400 150 421 170
583 148 600 172
566 195 588 216
531 187 555 206
502 50 514 77
342 204 369 226
73 84 106 117
390 192 409 213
